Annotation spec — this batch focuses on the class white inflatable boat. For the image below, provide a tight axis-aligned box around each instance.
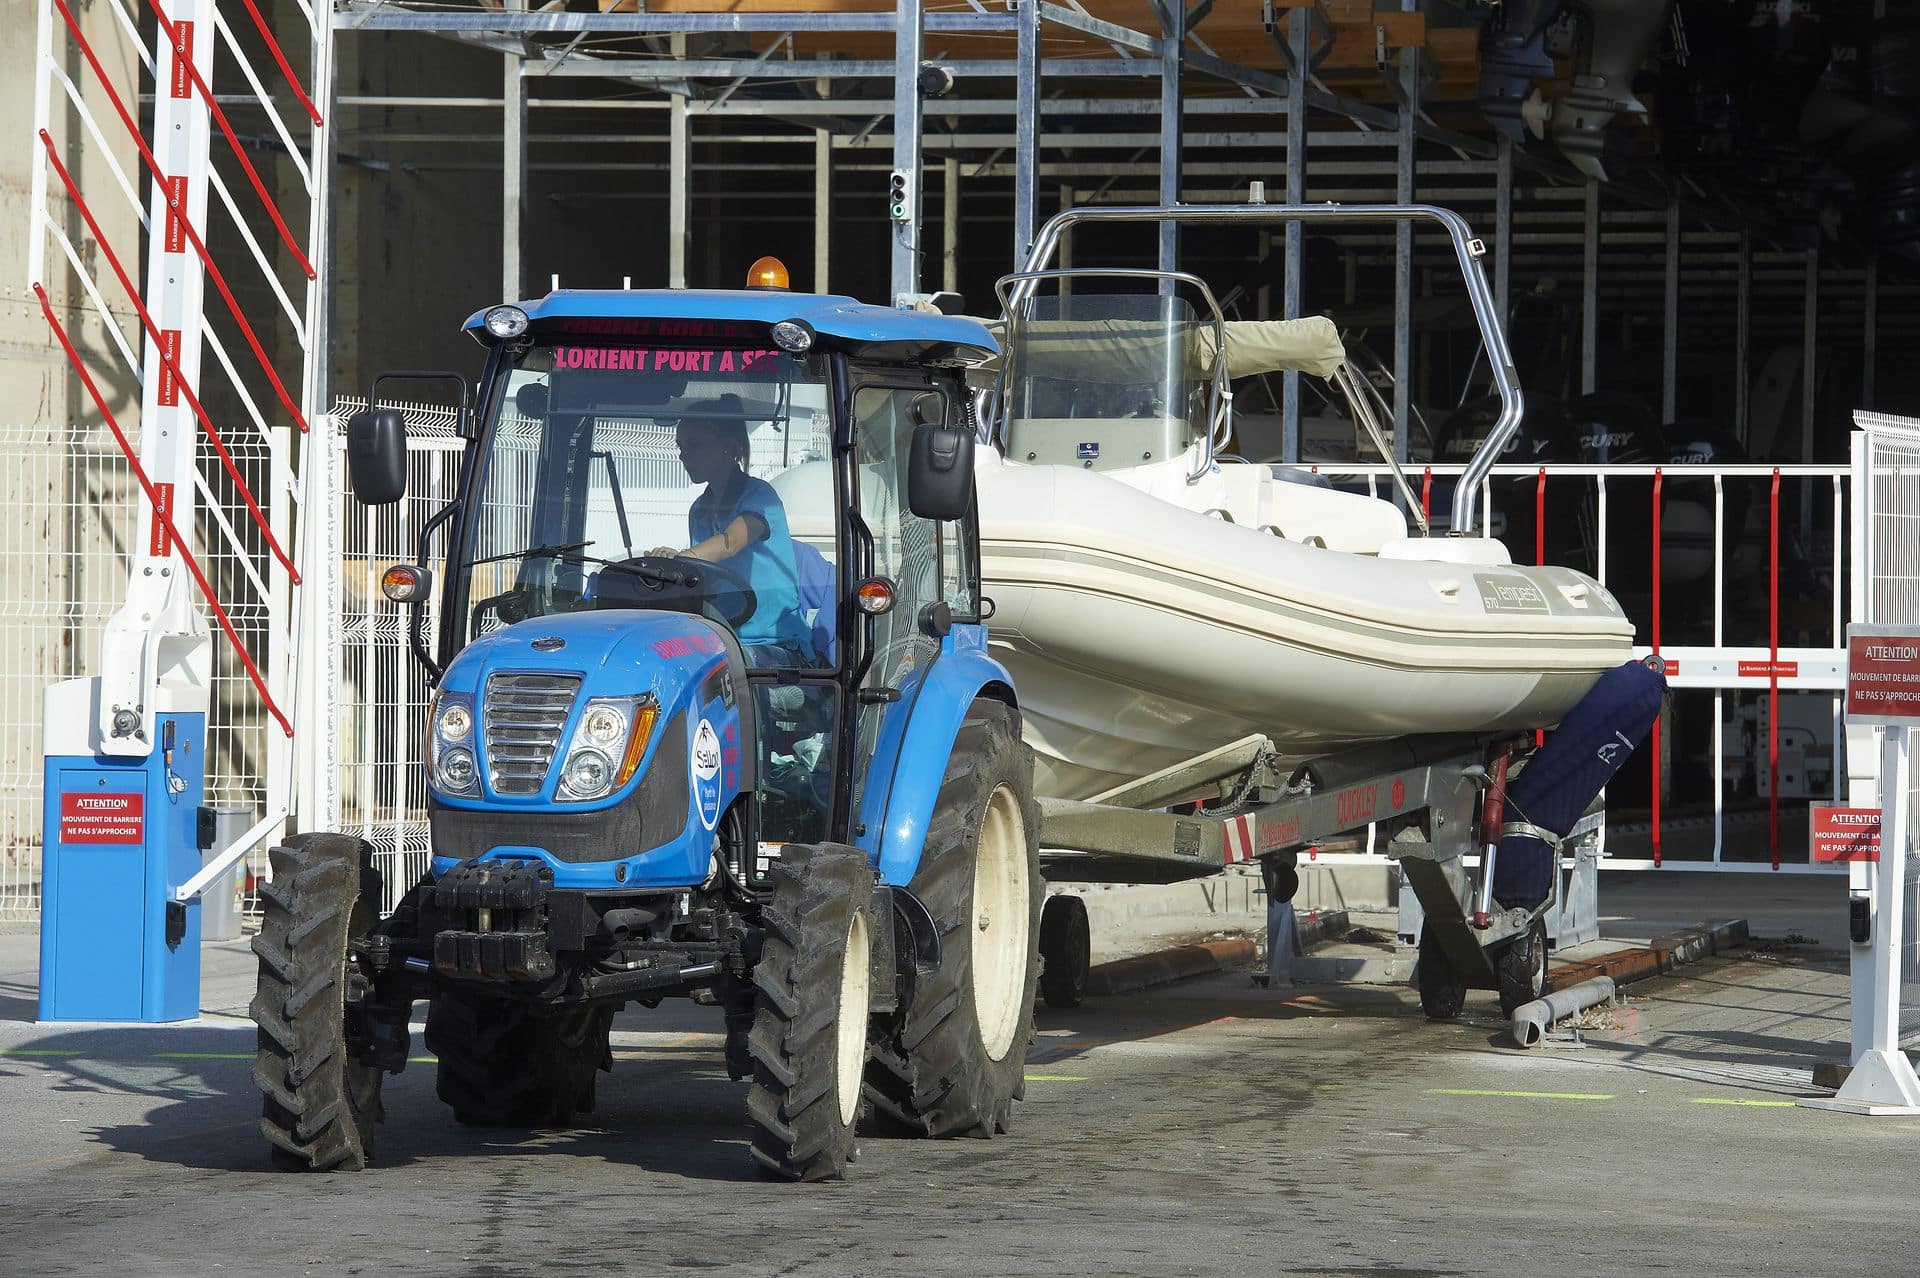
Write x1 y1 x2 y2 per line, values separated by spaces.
976 444 1632 799
978 210 1636 800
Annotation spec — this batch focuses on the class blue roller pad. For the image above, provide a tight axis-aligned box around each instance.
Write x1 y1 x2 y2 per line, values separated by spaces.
1493 659 1667 910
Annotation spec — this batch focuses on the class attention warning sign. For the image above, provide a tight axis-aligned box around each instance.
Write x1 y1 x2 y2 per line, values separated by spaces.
1846 625 1920 726
1810 806 1881 863
60 792 144 846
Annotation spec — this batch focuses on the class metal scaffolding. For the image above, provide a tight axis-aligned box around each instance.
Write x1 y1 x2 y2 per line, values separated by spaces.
324 0 1908 469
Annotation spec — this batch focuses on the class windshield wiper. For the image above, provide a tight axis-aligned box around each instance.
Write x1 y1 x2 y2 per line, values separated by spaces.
467 539 594 568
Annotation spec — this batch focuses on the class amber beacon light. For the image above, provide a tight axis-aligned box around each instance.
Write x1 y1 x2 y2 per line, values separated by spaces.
745 256 790 290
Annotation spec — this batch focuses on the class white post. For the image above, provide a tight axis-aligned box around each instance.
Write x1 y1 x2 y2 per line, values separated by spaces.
814 126 831 293
294 417 341 834
27 0 56 291
1804 724 1920 1113
1806 609 1920 1114
94 0 217 757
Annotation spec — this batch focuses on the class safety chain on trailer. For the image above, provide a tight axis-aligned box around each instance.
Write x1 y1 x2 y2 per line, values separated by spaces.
1195 745 1284 819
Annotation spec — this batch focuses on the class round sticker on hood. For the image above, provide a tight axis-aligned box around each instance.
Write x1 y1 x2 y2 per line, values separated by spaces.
692 718 723 830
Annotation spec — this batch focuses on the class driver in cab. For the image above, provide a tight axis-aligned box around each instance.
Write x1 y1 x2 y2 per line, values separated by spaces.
655 395 813 664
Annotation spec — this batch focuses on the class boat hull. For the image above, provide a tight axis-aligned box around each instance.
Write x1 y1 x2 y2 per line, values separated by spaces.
976 454 1637 800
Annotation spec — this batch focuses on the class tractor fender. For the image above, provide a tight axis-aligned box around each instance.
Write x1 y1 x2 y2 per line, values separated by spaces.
860 636 1015 887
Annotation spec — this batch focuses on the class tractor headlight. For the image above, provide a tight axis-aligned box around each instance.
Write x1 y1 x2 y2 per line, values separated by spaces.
770 318 815 353
484 304 529 339
437 702 473 744
581 703 626 749
437 747 478 795
559 748 613 800
428 692 478 797
556 694 658 802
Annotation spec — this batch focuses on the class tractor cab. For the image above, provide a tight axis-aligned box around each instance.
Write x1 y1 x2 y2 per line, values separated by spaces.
349 263 997 871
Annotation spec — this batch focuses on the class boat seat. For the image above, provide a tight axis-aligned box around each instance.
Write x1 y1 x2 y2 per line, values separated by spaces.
1215 461 1409 555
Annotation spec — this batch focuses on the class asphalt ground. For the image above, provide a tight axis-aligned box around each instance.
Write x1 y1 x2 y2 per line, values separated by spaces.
0 875 1912 1277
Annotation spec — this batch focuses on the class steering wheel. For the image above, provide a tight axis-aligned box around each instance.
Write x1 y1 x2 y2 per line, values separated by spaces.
471 583 539 634
601 554 759 631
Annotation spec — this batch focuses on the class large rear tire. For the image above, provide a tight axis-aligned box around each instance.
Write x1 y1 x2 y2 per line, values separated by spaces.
865 700 1042 1139
251 834 386 1172
426 990 614 1128
746 842 876 1181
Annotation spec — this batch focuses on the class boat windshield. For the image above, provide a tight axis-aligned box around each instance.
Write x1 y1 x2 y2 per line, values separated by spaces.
996 288 1217 471
459 333 836 669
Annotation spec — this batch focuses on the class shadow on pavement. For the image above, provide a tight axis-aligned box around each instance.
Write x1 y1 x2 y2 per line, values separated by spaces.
1029 977 1418 1065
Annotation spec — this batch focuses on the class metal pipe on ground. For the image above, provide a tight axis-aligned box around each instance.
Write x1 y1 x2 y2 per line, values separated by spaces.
1510 976 1615 1049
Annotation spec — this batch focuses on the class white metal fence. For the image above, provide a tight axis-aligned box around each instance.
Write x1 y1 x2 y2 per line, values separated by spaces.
0 417 286 920
327 397 463 913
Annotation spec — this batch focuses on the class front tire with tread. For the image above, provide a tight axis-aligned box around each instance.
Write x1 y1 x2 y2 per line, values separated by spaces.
746 842 876 1181
251 834 386 1172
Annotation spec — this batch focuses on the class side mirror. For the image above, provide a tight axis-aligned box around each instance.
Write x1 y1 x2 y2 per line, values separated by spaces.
907 423 974 521
346 408 408 506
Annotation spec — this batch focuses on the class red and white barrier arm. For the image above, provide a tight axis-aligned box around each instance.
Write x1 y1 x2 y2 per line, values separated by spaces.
34 284 293 738
38 130 299 582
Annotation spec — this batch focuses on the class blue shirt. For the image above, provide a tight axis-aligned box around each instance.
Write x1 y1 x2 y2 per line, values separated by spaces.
689 471 810 656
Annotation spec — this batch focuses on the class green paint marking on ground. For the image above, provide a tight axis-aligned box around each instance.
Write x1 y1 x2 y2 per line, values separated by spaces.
1024 1073 1089 1083
154 1052 254 1061
408 1056 438 1064
1428 1088 1614 1102
1690 1097 1798 1107
0 1049 83 1057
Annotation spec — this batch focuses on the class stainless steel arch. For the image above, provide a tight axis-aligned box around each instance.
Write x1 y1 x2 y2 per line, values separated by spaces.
1004 203 1523 537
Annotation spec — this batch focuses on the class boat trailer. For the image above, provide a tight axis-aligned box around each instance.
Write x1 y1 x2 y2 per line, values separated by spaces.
1033 732 1571 1016
1034 658 1665 1017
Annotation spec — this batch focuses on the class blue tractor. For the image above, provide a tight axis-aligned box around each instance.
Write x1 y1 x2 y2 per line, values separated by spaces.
251 264 1042 1180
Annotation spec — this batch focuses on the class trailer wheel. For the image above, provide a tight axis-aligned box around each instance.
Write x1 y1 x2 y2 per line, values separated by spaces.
1038 894 1090 1009
251 834 386 1172
427 992 614 1127
1497 918 1550 1017
865 700 1041 1139
1416 924 1467 1021
746 842 875 1181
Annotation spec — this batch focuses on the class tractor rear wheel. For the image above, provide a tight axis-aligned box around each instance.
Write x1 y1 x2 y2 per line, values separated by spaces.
251 834 386 1171
427 991 613 1127
746 842 876 1181
865 700 1042 1139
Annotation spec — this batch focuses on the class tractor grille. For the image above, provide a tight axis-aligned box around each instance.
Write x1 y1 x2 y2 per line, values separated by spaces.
483 672 581 796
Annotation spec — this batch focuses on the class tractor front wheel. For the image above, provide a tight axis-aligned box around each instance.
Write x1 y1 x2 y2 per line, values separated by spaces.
251 834 386 1171
746 842 876 1181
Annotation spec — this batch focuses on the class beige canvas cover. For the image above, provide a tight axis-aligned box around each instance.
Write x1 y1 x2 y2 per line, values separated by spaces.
978 313 1348 382
1199 316 1348 379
